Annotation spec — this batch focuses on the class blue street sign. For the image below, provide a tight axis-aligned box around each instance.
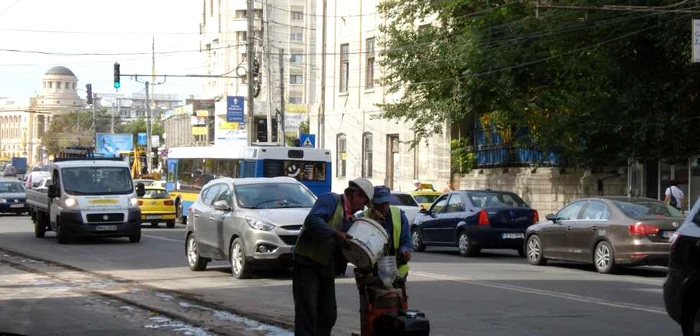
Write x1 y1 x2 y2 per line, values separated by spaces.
137 133 147 146
227 96 245 123
300 133 316 148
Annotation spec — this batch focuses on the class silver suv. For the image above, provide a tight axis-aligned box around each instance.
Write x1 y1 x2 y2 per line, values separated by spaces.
185 177 317 278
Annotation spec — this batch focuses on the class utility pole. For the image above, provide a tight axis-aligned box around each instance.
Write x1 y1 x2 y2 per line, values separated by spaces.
112 98 120 134
91 94 97 134
280 48 285 143
319 0 327 149
145 81 152 173
246 0 256 146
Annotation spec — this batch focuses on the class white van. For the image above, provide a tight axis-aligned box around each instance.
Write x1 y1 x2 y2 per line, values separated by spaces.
27 158 145 243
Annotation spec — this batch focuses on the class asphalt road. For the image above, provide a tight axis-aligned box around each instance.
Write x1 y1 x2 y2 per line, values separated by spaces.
0 214 681 336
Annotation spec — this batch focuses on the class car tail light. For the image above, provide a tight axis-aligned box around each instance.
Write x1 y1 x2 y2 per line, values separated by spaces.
137 200 143 206
628 222 659 235
164 200 174 206
532 210 540 224
478 210 490 226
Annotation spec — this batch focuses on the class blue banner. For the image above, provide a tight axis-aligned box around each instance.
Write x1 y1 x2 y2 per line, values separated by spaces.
96 133 134 158
137 133 147 146
227 96 245 123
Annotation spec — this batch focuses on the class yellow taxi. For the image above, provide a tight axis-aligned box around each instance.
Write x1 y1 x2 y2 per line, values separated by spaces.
138 187 178 228
410 184 443 210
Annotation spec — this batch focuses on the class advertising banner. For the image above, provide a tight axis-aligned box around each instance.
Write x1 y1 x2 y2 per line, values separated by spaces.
215 115 247 146
96 133 134 158
137 133 147 146
284 103 306 133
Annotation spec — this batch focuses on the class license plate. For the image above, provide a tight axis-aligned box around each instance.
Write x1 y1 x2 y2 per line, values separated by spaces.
145 215 161 220
502 233 524 239
10 204 24 208
662 231 674 239
95 225 117 231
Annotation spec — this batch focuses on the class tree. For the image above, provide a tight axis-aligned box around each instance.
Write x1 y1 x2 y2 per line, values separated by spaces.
116 119 164 137
377 0 700 167
42 109 119 155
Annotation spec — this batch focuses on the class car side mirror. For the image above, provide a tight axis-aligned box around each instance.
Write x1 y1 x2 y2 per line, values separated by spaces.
213 200 231 211
136 183 146 197
545 213 556 221
48 184 58 198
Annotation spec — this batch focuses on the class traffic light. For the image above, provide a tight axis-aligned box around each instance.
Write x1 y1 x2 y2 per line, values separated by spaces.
113 62 121 89
252 59 261 98
85 84 93 105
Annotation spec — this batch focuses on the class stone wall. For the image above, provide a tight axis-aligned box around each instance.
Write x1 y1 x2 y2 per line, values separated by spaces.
456 167 628 216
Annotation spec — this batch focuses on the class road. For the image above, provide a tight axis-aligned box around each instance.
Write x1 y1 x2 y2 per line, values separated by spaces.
0 214 681 336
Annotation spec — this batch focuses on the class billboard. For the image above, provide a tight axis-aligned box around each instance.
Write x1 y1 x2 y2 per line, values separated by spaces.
284 104 306 133
96 133 134 158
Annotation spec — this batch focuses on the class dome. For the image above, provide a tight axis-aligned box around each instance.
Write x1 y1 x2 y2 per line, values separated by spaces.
44 66 76 77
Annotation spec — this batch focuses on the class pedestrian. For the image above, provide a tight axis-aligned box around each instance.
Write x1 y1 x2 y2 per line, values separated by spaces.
412 179 422 191
442 180 453 193
665 179 685 212
292 177 374 336
364 185 412 280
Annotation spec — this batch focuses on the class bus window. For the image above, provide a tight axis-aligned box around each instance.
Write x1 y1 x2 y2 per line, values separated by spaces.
263 160 326 182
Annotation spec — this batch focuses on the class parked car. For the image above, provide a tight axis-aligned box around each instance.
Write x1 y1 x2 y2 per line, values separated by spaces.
389 191 421 224
525 196 682 274
0 180 28 215
185 177 316 278
138 187 178 228
664 197 700 335
412 190 538 257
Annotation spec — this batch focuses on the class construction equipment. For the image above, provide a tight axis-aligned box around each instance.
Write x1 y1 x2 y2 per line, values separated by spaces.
351 268 430 336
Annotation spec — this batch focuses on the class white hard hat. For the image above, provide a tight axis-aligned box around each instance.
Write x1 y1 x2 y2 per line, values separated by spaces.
349 177 374 201
412 179 420 184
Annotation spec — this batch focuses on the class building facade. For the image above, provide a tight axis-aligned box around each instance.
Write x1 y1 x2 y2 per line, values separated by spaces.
309 0 451 193
199 0 317 143
0 66 84 165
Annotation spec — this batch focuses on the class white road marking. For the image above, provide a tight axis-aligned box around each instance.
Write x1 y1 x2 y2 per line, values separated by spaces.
411 271 667 315
142 234 182 243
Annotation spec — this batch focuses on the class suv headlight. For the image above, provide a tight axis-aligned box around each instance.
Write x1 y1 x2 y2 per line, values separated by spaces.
245 217 276 231
129 197 139 207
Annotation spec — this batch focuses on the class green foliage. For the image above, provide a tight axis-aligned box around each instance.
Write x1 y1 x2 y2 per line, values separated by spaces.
378 0 700 167
117 118 164 137
298 118 310 135
451 138 476 174
42 109 117 155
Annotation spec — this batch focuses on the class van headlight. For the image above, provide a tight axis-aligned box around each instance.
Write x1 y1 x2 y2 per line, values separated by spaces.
129 197 139 207
0 199 6 203
245 217 276 231
64 198 78 207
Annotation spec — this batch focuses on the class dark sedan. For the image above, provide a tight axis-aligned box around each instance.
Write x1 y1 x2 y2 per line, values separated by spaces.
525 196 682 274
411 190 539 257
0 180 28 215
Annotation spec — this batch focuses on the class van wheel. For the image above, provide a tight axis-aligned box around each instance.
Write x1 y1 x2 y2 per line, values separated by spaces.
56 222 69 244
186 234 208 271
129 232 141 243
34 220 46 238
166 221 175 229
230 238 251 279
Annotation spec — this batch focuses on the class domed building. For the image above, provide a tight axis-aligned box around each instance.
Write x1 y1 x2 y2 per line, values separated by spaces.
0 66 85 165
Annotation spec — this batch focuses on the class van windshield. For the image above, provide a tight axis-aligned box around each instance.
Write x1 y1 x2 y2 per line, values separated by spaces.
61 167 134 195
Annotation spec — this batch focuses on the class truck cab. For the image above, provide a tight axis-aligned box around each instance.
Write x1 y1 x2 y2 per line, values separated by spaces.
33 158 146 243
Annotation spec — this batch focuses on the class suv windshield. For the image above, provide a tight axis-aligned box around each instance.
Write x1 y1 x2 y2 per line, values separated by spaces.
0 181 25 193
391 194 418 207
61 167 134 195
614 199 683 218
235 183 317 209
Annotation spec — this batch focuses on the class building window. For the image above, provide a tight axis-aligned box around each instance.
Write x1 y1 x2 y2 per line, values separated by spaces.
73 83 76 89
290 28 303 41
65 82 70 89
340 43 349 93
237 31 247 43
235 10 246 18
290 75 303 84
56 82 61 89
288 96 303 104
366 38 375 88
336 133 347 178
290 51 303 64
362 132 373 178
210 0 213 16
291 11 304 21
48 82 52 89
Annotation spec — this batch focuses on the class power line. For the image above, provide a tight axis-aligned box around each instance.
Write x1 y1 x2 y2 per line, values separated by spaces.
0 0 20 17
0 27 199 35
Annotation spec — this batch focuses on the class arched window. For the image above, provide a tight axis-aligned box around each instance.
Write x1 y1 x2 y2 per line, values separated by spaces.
362 132 373 178
336 133 347 178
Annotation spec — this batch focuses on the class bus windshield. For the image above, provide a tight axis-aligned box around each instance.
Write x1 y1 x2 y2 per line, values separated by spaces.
61 167 134 195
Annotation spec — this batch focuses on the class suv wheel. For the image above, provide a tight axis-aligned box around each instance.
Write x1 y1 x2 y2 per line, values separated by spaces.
594 241 618 274
230 238 251 279
186 234 208 271
412 228 426 252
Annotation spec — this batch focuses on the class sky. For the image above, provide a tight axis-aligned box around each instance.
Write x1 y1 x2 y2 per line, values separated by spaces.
0 0 203 101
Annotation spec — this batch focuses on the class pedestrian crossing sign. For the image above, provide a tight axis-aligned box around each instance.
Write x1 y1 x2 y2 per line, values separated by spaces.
300 133 316 148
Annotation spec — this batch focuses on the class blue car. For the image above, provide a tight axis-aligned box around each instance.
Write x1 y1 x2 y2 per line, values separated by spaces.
411 190 538 257
0 179 28 215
